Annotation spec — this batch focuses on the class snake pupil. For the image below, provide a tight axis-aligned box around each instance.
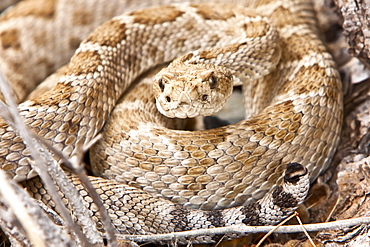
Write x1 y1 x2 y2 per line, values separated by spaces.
209 75 217 89
166 96 171 102
158 78 165 92
202 95 208 101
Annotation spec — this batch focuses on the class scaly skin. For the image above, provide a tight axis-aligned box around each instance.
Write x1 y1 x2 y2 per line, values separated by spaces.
0 0 342 244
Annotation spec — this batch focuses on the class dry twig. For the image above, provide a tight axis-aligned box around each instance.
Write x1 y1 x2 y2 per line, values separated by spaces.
117 216 370 243
0 170 72 246
0 72 109 245
256 212 298 247
35 133 118 246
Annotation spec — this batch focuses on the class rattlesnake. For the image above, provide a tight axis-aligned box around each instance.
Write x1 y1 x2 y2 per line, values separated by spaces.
0 0 343 244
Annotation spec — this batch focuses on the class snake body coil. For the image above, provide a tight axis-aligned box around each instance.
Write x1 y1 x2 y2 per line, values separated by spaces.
0 0 342 244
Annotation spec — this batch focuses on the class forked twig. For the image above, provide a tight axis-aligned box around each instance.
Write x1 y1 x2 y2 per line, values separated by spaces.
256 212 298 247
295 213 316 247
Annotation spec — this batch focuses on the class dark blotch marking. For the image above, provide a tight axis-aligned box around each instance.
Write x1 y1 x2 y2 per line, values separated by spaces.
204 210 224 227
198 42 247 60
131 6 184 25
168 207 191 231
192 4 236 20
67 50 102 76
0 29 21 50
72 10 93 26
86 20 126 47
241 203 263 226
272 186 298 209
284 162 307 184
0 0 56 21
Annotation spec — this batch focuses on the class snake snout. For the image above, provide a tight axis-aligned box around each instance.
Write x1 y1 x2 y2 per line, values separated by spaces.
178 91 192 105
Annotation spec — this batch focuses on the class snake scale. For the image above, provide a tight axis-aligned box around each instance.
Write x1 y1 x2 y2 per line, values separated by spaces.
0 0 343 244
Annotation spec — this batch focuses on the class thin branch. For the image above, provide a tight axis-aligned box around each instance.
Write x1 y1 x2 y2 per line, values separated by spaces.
0 170 72 246
117 217 370 243
256 211 298 247
0 170 46 247
0 73 117 246
71 145 118 247
295 213 316 247
0 72 95 245
35 133 117 247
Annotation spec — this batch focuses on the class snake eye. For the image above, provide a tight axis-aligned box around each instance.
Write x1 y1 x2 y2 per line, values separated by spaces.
166 96 171 102
158 78 166 92
209 75 217 89
202 95 208 101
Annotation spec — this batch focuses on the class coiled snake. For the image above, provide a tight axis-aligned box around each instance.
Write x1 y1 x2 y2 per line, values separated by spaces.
0 0 343 244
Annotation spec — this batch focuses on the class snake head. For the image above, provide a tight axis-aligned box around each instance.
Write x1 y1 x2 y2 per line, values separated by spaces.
153 58 234 118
